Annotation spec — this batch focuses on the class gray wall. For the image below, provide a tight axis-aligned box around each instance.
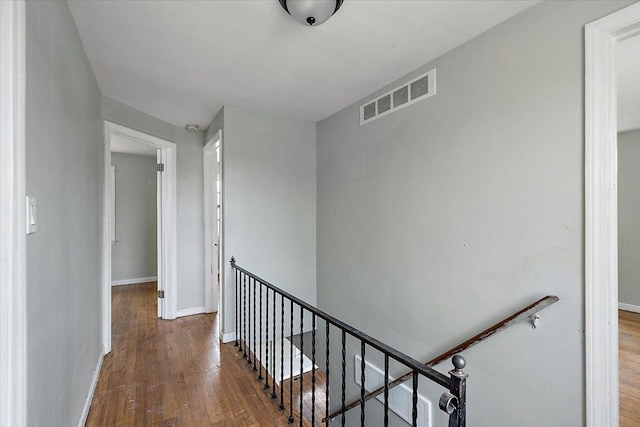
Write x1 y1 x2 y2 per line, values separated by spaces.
207 105 316 335
175 127 205 310
316 1 630 426
103 96 205 311
111 153 157 282
25 1 103 425
618 129 640 308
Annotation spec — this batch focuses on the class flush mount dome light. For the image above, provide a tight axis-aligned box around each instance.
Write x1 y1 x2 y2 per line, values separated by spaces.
279 0 344 26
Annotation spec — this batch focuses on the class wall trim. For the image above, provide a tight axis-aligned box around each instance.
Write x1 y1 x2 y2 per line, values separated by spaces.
0 1 27 426
618 302 640 314
77 346 104 427
111 276 158 286
585 4 640 427
221 331 237 344
176 306 206 318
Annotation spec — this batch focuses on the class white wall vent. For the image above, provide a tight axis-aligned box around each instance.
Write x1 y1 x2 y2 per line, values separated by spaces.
360 68 436 125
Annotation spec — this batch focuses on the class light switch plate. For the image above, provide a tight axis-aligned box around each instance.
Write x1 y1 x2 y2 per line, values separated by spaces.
26 196 36 234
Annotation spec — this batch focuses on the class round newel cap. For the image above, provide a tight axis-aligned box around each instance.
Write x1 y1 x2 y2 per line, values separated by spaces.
452 354 466 370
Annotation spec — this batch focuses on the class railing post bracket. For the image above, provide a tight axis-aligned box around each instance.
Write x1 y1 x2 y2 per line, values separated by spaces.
528 313 540 329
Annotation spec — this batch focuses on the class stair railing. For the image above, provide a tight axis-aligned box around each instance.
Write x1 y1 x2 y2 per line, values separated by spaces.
230 256 468 427
326 295 559 423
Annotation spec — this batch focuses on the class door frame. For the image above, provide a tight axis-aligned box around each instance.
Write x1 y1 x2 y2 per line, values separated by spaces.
102 121 178 353
585 3 640 426
203 130 224 323
0 0 27 425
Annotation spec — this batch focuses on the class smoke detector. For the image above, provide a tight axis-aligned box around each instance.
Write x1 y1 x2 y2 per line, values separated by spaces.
185 124 200 132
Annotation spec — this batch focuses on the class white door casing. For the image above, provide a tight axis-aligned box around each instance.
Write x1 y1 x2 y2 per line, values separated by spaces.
585 4 640 427
0 1 27 425
103 121 178 353
204 130 223 319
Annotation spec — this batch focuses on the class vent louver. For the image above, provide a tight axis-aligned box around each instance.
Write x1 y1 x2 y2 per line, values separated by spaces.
360 69 436 125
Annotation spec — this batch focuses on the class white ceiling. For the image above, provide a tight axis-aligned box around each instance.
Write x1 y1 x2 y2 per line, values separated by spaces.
111 134 157 157
67 0 538 127
617 35 640 133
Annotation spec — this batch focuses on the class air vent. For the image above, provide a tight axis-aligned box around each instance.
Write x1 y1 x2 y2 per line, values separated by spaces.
360 69 436 125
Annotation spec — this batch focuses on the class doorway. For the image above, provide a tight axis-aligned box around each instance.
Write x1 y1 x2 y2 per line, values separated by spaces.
615 33 640 427
102 121 178 353
585 3 640 426
204 130 224 336
110 139 159 313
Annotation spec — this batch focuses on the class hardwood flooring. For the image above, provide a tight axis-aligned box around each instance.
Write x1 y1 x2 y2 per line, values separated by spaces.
619 309 640 427
86 283 326 426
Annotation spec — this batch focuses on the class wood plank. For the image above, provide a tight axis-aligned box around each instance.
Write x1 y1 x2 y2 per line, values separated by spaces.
619 309 640 427
85 282 326 426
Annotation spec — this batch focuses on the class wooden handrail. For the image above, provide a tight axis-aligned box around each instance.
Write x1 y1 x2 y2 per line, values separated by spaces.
323 295 559 423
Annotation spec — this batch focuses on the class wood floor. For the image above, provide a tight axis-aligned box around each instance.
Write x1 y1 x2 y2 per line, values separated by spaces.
619 309 640 427
85 283 326 426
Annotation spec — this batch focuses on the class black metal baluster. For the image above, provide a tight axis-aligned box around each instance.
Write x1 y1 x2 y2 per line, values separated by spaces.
252 278 257 370
341 329 346 427
325 322 330 427
288 299 294 424
243 273 247 358
248 276 252 363
384 354 389 426
272 289 277 399
299 306 304 427
264 285 269 388
258 281 263 380
360 341 365 427
412 371 418 427
311 313 316 426
234 263 239 347
279 295 285 410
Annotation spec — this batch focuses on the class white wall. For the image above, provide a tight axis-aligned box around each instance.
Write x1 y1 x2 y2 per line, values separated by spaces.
111 153 157 282
24 1 103 425
316 1 631 426
618 129 640 309
207 105 316 335
102 96 205 311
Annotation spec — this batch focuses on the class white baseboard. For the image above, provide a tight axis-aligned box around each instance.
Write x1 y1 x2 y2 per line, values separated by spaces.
619 302 640 314
222 331 237 343
111 276 157 286
176 305 206 318
77 345 105 427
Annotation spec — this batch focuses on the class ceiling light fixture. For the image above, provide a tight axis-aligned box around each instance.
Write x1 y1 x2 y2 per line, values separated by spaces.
185 124 199 132
279 0 344 26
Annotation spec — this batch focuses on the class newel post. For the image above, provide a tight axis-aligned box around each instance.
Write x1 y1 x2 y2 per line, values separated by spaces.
448 355 467 427
440 355 467 427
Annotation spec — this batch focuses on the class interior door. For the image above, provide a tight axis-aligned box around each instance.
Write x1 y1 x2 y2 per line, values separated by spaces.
156 149 163 318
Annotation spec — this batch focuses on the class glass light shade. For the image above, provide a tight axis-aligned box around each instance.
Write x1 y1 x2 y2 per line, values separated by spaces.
281 0 342 26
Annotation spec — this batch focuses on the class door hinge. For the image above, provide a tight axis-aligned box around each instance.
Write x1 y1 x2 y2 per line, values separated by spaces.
157 163 165 172
157 290 165 299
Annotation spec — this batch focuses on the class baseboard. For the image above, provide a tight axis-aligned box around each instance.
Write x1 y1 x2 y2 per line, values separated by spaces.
176 305 206 318
222 331 237 343
77 345 105 427
111 276 157 286
619 302 640 314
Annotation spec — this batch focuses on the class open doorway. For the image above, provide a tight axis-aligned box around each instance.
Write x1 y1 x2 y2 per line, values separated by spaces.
615 34 640 427
204 130 224 336
102 121 177 353
110 137 159 313
585 3 640 426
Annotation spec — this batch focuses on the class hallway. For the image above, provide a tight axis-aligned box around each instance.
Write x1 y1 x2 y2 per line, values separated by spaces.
85 283 321 426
